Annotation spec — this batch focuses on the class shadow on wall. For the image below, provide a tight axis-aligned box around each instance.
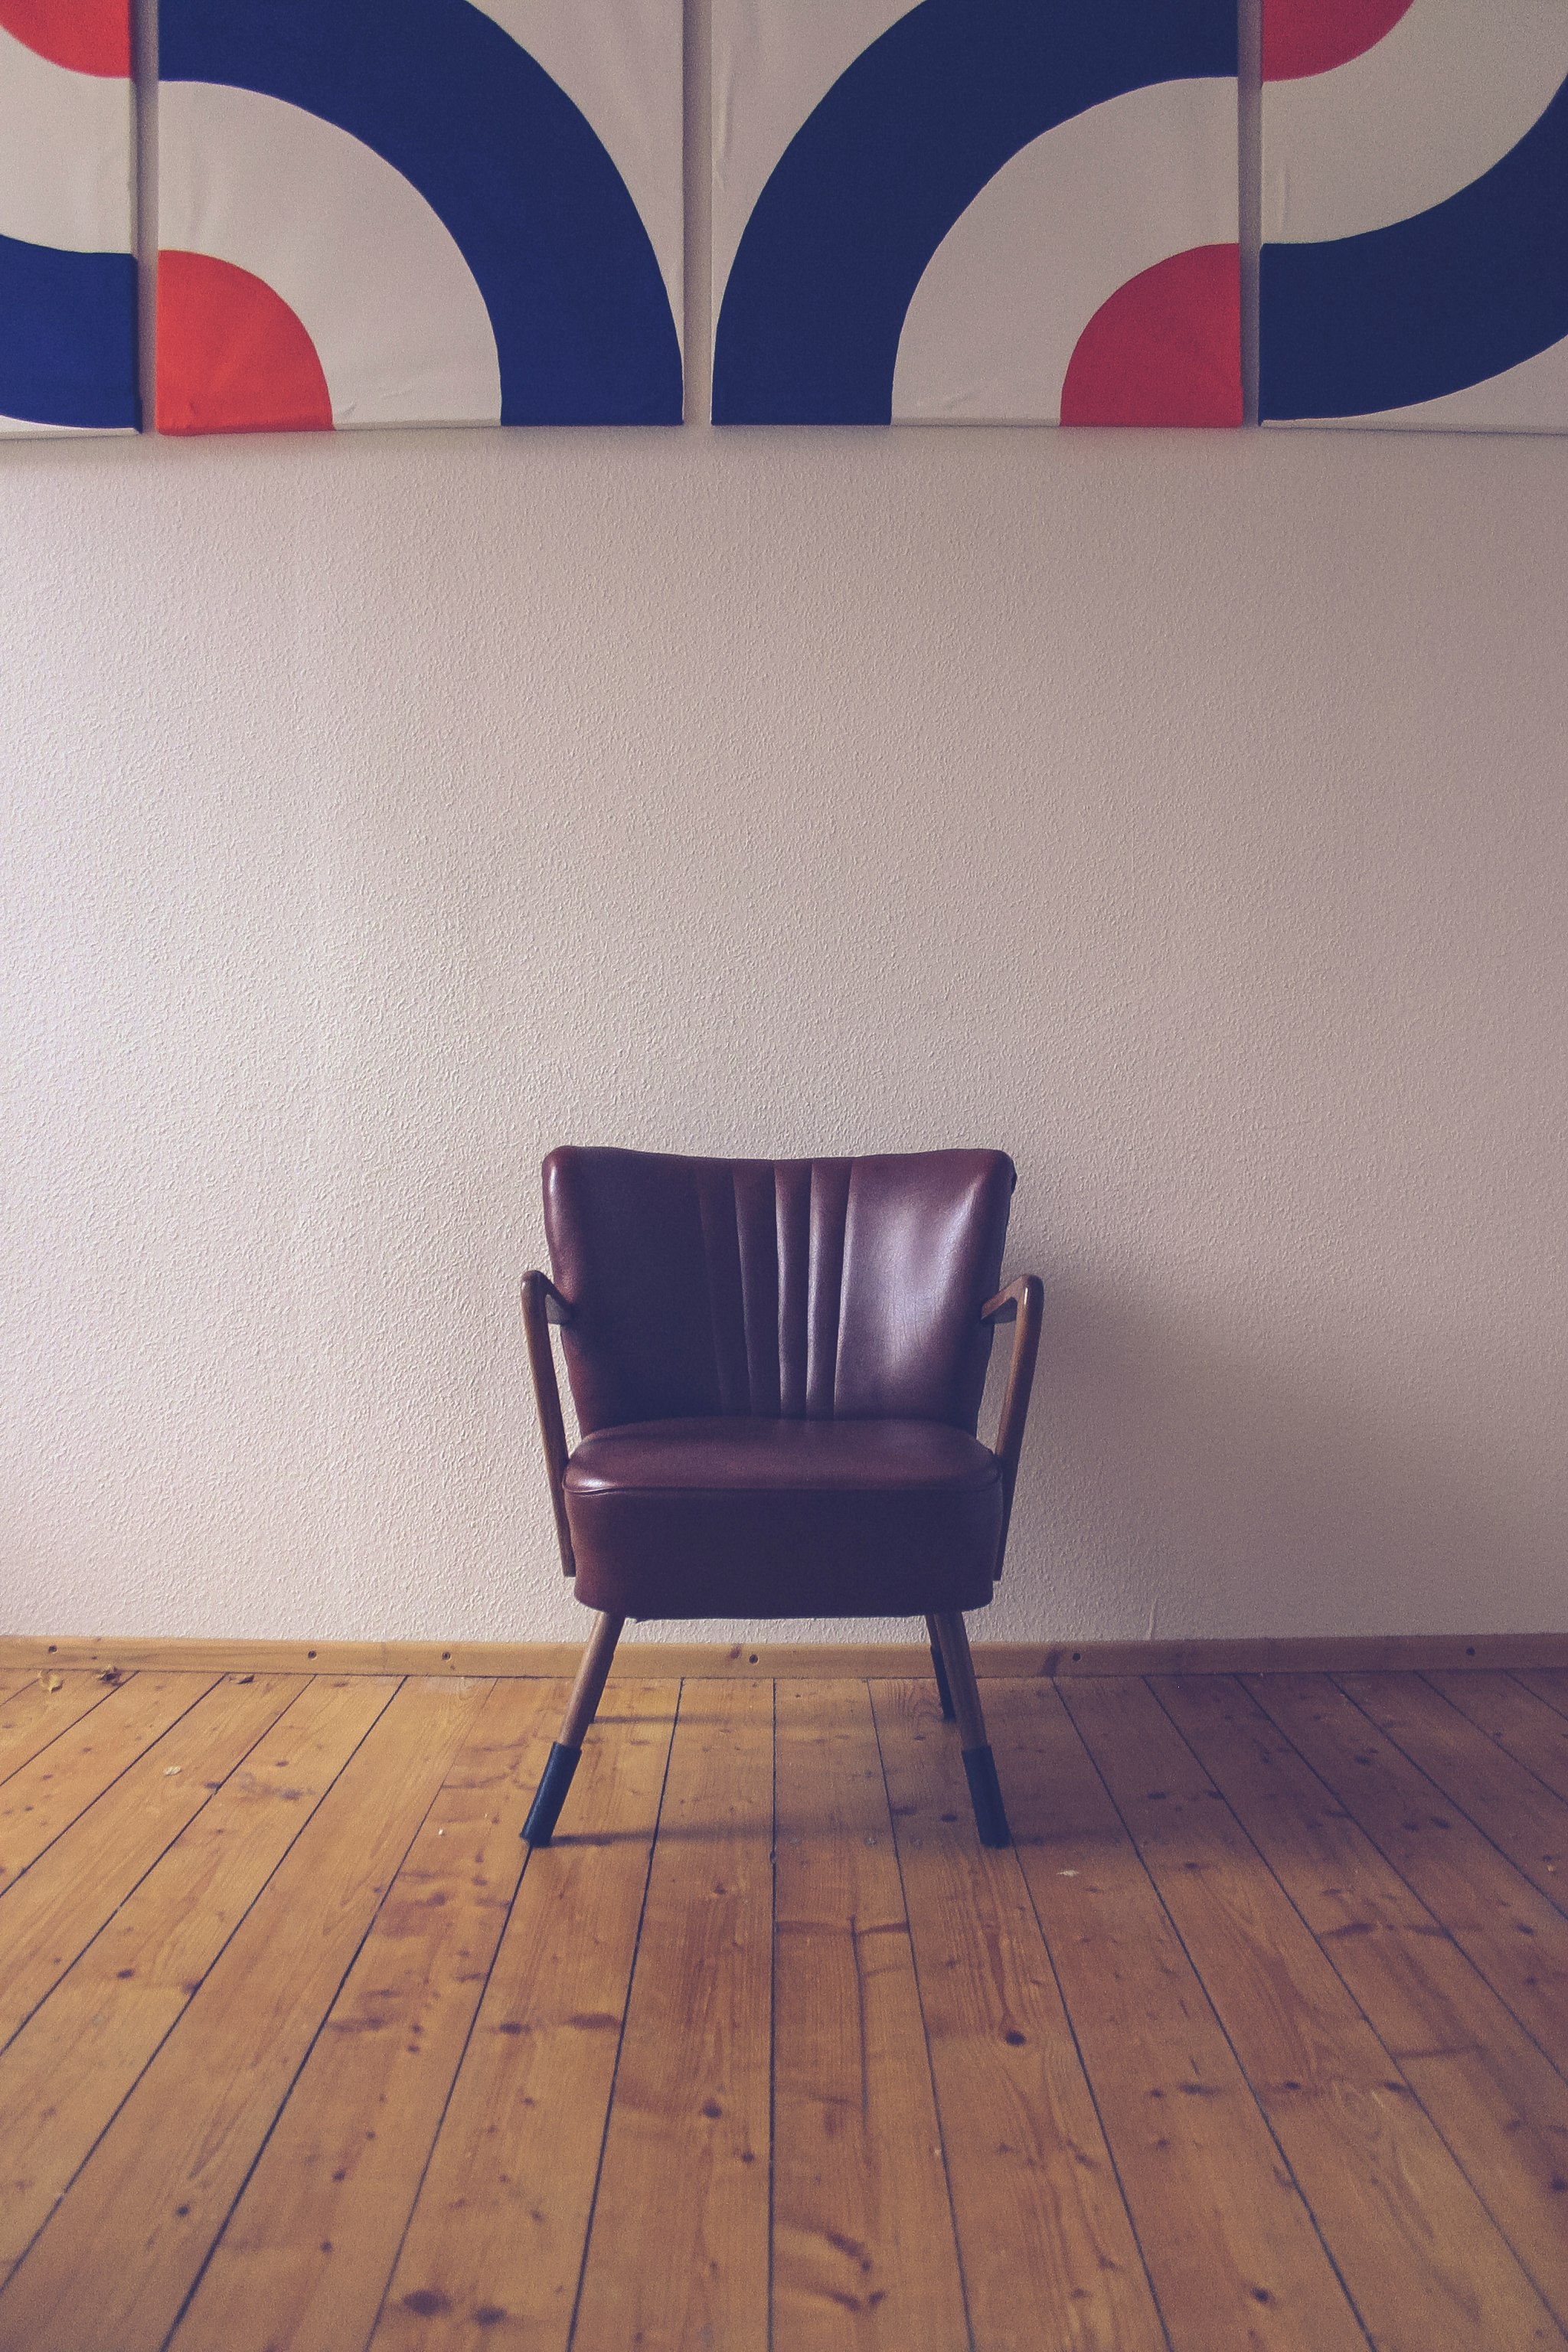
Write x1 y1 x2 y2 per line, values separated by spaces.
1018 1277 1551 1640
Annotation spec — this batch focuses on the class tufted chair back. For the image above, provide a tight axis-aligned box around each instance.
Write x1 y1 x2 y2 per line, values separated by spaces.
543 1146 1015 1436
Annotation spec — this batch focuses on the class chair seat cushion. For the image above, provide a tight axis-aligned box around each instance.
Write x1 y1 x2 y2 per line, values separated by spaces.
562 1417 1002 1620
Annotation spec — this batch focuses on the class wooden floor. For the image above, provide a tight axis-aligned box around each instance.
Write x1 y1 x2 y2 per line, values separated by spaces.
1 1664 1566 2350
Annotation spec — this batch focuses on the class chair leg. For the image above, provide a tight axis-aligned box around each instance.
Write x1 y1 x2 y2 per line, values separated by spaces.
929 1611 1010 1848
522 1611 625 1847
926 1614 956 1720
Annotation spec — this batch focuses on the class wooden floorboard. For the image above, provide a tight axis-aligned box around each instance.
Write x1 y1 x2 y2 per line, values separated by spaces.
992 1680 1370 2352
872 1678 1163 2352
771 1678 969 2352
1063 1677 1563 2351
370 1679 678 2352
0 1674 306 2055
2 1669 1567 2352
570 1678 774 2352
0 1677 480 2352
1335 1672 1568 1913
0 1671 121 1784
1245 1674 1568 2079
1427 1671 1568 1806
1156 1673 1568 2331
0 1673 221 1896
168 1677 560 2352
0 1675 398 2283
1515 1670 1568 1723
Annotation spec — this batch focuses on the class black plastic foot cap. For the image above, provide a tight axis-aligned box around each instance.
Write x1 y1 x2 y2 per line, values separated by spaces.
962 1743 1011 1848
930 1640 956 1722
522 1741 581 1847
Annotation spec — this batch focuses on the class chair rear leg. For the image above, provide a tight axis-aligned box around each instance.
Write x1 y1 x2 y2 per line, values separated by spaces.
926 1614 956 1720
523 1611 625 1847
930 1611 1010 1847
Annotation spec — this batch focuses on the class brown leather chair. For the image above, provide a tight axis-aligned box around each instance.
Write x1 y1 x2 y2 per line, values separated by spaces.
519 1147 1042 1847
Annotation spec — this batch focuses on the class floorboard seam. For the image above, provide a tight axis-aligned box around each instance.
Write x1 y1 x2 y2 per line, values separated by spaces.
765 1675 777 2352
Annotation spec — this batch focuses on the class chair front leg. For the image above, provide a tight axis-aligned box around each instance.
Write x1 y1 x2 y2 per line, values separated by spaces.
522 1610 625 1847
926 1614 957 1720
930 1611 1010 1847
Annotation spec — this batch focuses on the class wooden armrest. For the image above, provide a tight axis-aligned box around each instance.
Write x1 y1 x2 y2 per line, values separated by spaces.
984 1276 1043 1570
520 1272 577 1576
523 1269 573 1325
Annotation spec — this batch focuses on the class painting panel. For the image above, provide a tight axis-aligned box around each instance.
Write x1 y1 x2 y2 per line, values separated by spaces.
156 0 683 435
1262 0 1568 430
712 0 1241 427
0 1 139 438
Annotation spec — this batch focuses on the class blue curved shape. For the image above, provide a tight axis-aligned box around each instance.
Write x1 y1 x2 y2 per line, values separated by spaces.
0 235 138 430
160 0 681 425
713 0 1236 425
1262 75 1568 420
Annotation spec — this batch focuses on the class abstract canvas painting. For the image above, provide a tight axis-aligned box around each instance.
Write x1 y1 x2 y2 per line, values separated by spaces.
1262 0 1568 430
0 0 138 436
156 0 683 435
712 0 1240 426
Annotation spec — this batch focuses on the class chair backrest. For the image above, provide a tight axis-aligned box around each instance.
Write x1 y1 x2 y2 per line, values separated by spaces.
543 1147 1015 1436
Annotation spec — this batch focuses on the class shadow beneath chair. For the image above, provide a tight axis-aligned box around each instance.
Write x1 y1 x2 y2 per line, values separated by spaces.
541 1821 771 1849
572 1710 678 1727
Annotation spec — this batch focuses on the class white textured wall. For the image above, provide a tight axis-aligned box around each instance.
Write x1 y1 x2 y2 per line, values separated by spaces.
3 410 1566 1644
